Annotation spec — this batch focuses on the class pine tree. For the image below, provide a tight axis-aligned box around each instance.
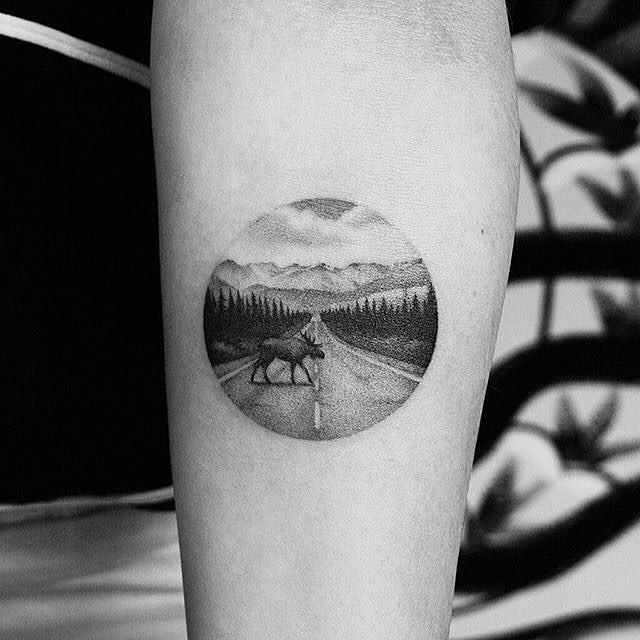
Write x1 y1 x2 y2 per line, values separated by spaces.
227 290 236 326
411 293 420 316
217 289 226 315
204 286 217 337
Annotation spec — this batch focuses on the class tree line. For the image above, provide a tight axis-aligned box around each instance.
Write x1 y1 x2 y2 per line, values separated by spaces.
204 286 311 348
321 289 437 344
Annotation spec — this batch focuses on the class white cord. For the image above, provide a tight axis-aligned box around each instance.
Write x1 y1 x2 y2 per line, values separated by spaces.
0 12 150 88
0 13 162 518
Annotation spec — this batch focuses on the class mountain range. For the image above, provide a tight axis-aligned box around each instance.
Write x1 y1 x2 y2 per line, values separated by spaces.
211 258 431 311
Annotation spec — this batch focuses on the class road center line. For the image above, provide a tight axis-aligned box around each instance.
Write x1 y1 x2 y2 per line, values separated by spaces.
311 316 322 429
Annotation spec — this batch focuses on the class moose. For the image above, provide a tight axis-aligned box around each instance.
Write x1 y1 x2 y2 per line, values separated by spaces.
251 330 325 385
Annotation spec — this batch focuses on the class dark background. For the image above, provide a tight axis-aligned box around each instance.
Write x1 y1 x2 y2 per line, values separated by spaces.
2 0 639 502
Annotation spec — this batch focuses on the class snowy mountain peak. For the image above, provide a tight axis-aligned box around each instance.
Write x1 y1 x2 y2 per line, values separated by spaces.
213 259 428 294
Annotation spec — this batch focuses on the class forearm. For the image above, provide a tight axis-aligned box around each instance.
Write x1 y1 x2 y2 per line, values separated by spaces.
151 2 518 638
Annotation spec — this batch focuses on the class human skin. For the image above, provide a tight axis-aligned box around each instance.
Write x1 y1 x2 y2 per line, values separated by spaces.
150 1 518 638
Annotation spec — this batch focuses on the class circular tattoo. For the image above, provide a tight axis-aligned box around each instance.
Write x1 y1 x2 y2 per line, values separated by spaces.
204 198 437 440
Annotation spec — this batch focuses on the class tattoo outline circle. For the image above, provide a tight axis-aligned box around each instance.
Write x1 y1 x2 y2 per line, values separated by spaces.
204 198 437 439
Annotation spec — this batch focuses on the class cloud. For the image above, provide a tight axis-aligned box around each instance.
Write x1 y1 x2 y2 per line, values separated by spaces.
227 203 419 267
290 198 356 219
340 206 388 227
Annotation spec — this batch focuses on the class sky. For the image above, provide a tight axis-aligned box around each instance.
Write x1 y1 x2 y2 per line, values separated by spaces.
227 199 419 268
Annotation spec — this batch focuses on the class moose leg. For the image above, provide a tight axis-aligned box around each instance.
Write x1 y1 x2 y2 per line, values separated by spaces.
250 360 261 383
263 360 272 384
300 362 314 384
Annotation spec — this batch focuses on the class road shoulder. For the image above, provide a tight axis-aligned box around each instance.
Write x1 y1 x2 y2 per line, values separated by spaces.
213 354 258 379
326 329 426 378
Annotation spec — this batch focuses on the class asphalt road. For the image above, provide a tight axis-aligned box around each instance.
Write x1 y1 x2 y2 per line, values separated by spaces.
216 315 424 439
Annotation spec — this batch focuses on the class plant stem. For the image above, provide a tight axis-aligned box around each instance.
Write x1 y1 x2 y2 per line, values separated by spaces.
538 140 606 174
520 130 555 342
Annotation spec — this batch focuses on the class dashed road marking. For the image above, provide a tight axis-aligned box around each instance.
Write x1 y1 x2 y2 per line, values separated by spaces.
313 361 320 391
311 317 322 428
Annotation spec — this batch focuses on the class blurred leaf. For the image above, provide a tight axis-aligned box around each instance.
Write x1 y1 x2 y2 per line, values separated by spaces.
579 168 640 230
553 388 626 466
594 440 640 463
629 285 640 321
592 285 640 339
473 463 518 535
592 288 621 332
572 60 616 118
619 104 640 140
520 81 598 131
572 62 640 149
554 394 585 462
586 391 619 444
520 62 639 151
556 393 580 440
